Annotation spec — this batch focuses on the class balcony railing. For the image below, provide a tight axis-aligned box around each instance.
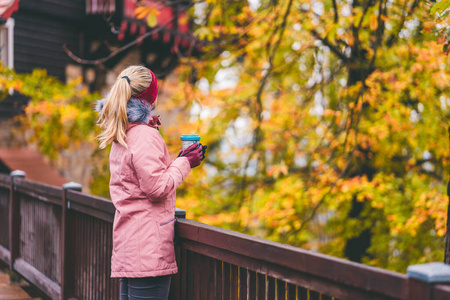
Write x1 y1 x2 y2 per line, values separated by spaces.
0 171 449 300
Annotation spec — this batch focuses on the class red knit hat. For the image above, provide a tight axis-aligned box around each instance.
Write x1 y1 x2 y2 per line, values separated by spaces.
136 69 158 105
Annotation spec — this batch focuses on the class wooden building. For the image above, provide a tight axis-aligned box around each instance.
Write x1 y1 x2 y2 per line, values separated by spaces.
9 0 85 79
0 0 193 86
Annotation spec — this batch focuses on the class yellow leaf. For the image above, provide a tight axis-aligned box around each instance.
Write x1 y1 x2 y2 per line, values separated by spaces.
346 32 354 47
151 8 161 16
134 6 147 16
370 15 378 31
147 12 158 28
135 6 150 20
179 14 189 26
194 27 213 41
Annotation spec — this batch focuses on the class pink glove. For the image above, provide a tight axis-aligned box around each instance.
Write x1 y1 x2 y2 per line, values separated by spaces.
178 143 204 168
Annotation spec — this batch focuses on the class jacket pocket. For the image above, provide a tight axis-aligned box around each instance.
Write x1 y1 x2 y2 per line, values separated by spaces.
157 218 176 264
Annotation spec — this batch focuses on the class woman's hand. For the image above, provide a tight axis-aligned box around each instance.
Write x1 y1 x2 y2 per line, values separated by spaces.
178 143 207 168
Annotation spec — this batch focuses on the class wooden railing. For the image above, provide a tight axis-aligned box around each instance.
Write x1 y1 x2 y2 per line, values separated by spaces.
0 171 449 300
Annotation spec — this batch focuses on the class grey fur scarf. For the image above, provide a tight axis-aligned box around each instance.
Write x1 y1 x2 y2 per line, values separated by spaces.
95 97 156 124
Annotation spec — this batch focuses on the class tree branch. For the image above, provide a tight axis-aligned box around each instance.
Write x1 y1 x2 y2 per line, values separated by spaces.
235 0 295 216
284 0 387 244
63 1 196 65
387 0 420 46
332 0 339 23
310 29 348 62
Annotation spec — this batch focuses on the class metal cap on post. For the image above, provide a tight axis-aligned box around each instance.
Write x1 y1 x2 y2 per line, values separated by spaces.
10 170 25 178
408 263 450 283
175 208 186 219
62 182 82 192
407 262 450 299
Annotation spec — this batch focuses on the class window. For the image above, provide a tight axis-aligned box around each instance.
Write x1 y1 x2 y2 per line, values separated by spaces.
0 18 14 68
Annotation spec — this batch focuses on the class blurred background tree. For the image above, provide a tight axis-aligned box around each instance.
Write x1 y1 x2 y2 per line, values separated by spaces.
2 0 450 273
165 0 450 273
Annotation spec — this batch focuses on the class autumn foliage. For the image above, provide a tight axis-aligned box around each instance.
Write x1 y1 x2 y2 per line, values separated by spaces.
162 0 450 272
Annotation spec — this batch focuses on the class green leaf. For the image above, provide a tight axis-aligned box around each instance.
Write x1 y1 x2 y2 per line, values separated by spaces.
431 0 450 15
194 27 213 41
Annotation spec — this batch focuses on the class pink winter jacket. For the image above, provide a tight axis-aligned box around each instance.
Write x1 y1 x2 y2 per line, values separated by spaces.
109 123 191 278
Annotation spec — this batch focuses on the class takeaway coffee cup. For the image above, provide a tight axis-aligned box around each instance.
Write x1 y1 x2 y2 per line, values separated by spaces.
181 134 201 151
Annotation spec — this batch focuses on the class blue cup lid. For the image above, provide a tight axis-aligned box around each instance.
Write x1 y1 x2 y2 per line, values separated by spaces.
180 134 201 141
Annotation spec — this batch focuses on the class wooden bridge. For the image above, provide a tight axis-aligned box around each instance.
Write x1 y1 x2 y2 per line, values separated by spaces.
0 171 450 300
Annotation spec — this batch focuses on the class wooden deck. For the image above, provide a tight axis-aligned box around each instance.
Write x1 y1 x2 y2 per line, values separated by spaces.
0 271 33 300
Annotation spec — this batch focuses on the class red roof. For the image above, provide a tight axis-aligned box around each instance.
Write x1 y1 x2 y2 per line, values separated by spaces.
0 148 67 187
0 0 19 21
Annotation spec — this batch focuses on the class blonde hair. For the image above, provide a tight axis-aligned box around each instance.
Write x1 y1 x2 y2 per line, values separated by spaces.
97 65 153 149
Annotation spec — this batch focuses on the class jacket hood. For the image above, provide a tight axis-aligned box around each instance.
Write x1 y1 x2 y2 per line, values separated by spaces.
95 97 156 124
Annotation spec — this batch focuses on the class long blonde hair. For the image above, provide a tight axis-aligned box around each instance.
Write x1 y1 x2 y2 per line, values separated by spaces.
97 66 153 149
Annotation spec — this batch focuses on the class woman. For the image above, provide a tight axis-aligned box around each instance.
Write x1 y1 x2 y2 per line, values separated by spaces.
96 65 206 300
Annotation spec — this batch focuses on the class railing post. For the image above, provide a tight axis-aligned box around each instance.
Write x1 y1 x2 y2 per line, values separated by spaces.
407 262 450 299
9 170 25 271
61 182 82 300
174 208 186 245
175 207 186 219
174 208 186 247
170 208 186 300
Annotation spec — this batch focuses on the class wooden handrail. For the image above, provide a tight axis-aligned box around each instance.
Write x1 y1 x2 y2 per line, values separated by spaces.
0 173 11 188
435 284 450 300
66 189 115 223
176 218 408 299
15 178 62 206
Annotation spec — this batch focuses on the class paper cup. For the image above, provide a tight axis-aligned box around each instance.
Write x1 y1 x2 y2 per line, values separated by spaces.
181 134 201 150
